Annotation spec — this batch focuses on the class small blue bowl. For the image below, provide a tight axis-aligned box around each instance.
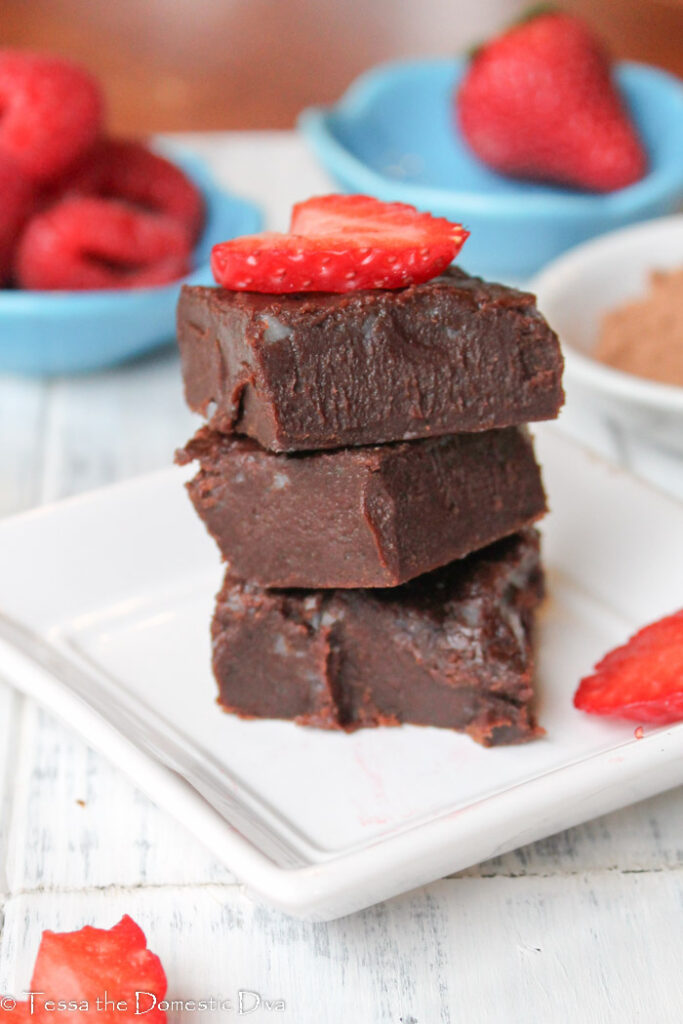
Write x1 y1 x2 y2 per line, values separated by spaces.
0 148 262 375
300 59 683 280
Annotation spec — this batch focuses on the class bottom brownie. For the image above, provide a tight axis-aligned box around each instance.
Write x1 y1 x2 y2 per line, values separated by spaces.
211 529 545 746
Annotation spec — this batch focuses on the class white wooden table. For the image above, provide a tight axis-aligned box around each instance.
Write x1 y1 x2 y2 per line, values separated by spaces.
0 133 681 1023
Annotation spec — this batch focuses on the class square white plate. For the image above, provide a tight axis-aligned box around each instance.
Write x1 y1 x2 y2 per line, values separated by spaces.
0 426 681 920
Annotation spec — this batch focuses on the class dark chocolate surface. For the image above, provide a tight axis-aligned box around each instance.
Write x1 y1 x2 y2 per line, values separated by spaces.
211 529 544 746
179 425 547 588
177 267 564 452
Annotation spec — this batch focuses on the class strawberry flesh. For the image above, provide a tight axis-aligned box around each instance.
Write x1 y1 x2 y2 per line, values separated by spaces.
0 1003 32 1020
574 609 683 724
28 915 167 1024
211 194 468 293
456 13 647 192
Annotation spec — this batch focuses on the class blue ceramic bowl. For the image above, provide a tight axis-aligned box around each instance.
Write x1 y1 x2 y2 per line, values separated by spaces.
0 148 262 375
300 59 683 280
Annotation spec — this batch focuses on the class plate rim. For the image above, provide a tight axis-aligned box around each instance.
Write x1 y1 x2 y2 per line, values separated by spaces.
1 617 681 921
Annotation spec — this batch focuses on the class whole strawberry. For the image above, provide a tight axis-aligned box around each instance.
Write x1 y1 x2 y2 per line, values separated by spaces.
456 11 647 192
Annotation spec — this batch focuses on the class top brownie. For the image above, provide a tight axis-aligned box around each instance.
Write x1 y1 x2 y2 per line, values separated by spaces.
177 266 564 452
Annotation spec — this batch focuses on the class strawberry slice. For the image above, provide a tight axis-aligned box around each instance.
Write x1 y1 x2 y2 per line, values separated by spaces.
28 915 167 1024
574 609 683 725
211 194 468 293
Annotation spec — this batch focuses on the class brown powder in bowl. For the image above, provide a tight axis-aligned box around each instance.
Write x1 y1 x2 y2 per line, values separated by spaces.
594 267 683 388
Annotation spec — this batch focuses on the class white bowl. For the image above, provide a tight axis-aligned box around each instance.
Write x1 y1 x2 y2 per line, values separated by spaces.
533 215 683 454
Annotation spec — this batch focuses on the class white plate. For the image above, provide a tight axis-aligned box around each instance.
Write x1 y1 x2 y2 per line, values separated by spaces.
0 426 681 920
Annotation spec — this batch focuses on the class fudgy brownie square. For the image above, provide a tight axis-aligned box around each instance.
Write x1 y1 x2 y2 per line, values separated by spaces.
177 267 564 452
211 530 545 746
179 425 547 588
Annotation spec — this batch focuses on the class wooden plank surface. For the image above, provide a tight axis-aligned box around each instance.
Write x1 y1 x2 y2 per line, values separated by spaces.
0 132 681 1022
0 378 47 516
1 874 682 1023
38 351 196 503
4 703 234 894
0 684 22 896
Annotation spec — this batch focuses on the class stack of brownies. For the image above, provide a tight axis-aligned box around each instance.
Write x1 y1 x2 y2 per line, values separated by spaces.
176 265 564 746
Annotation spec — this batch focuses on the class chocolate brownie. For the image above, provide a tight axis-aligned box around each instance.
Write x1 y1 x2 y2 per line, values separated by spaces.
211 530 545 746
179 425 547 588
177 267 564 452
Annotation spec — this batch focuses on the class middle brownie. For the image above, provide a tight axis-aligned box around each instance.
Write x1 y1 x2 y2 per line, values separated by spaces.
178 425 547 588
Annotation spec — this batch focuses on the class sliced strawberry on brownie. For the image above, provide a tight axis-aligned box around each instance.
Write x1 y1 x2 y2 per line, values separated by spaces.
29 915 167 1024
211 194 468 293
16 196 192 290
574 609 683 724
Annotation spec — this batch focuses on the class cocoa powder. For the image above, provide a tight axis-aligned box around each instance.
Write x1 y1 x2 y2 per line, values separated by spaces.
594 268 683 388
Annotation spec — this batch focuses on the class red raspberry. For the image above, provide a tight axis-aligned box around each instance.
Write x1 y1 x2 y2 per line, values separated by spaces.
0 50 103 184
60 138 204 241
15 196 192 291
0 154 35 284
